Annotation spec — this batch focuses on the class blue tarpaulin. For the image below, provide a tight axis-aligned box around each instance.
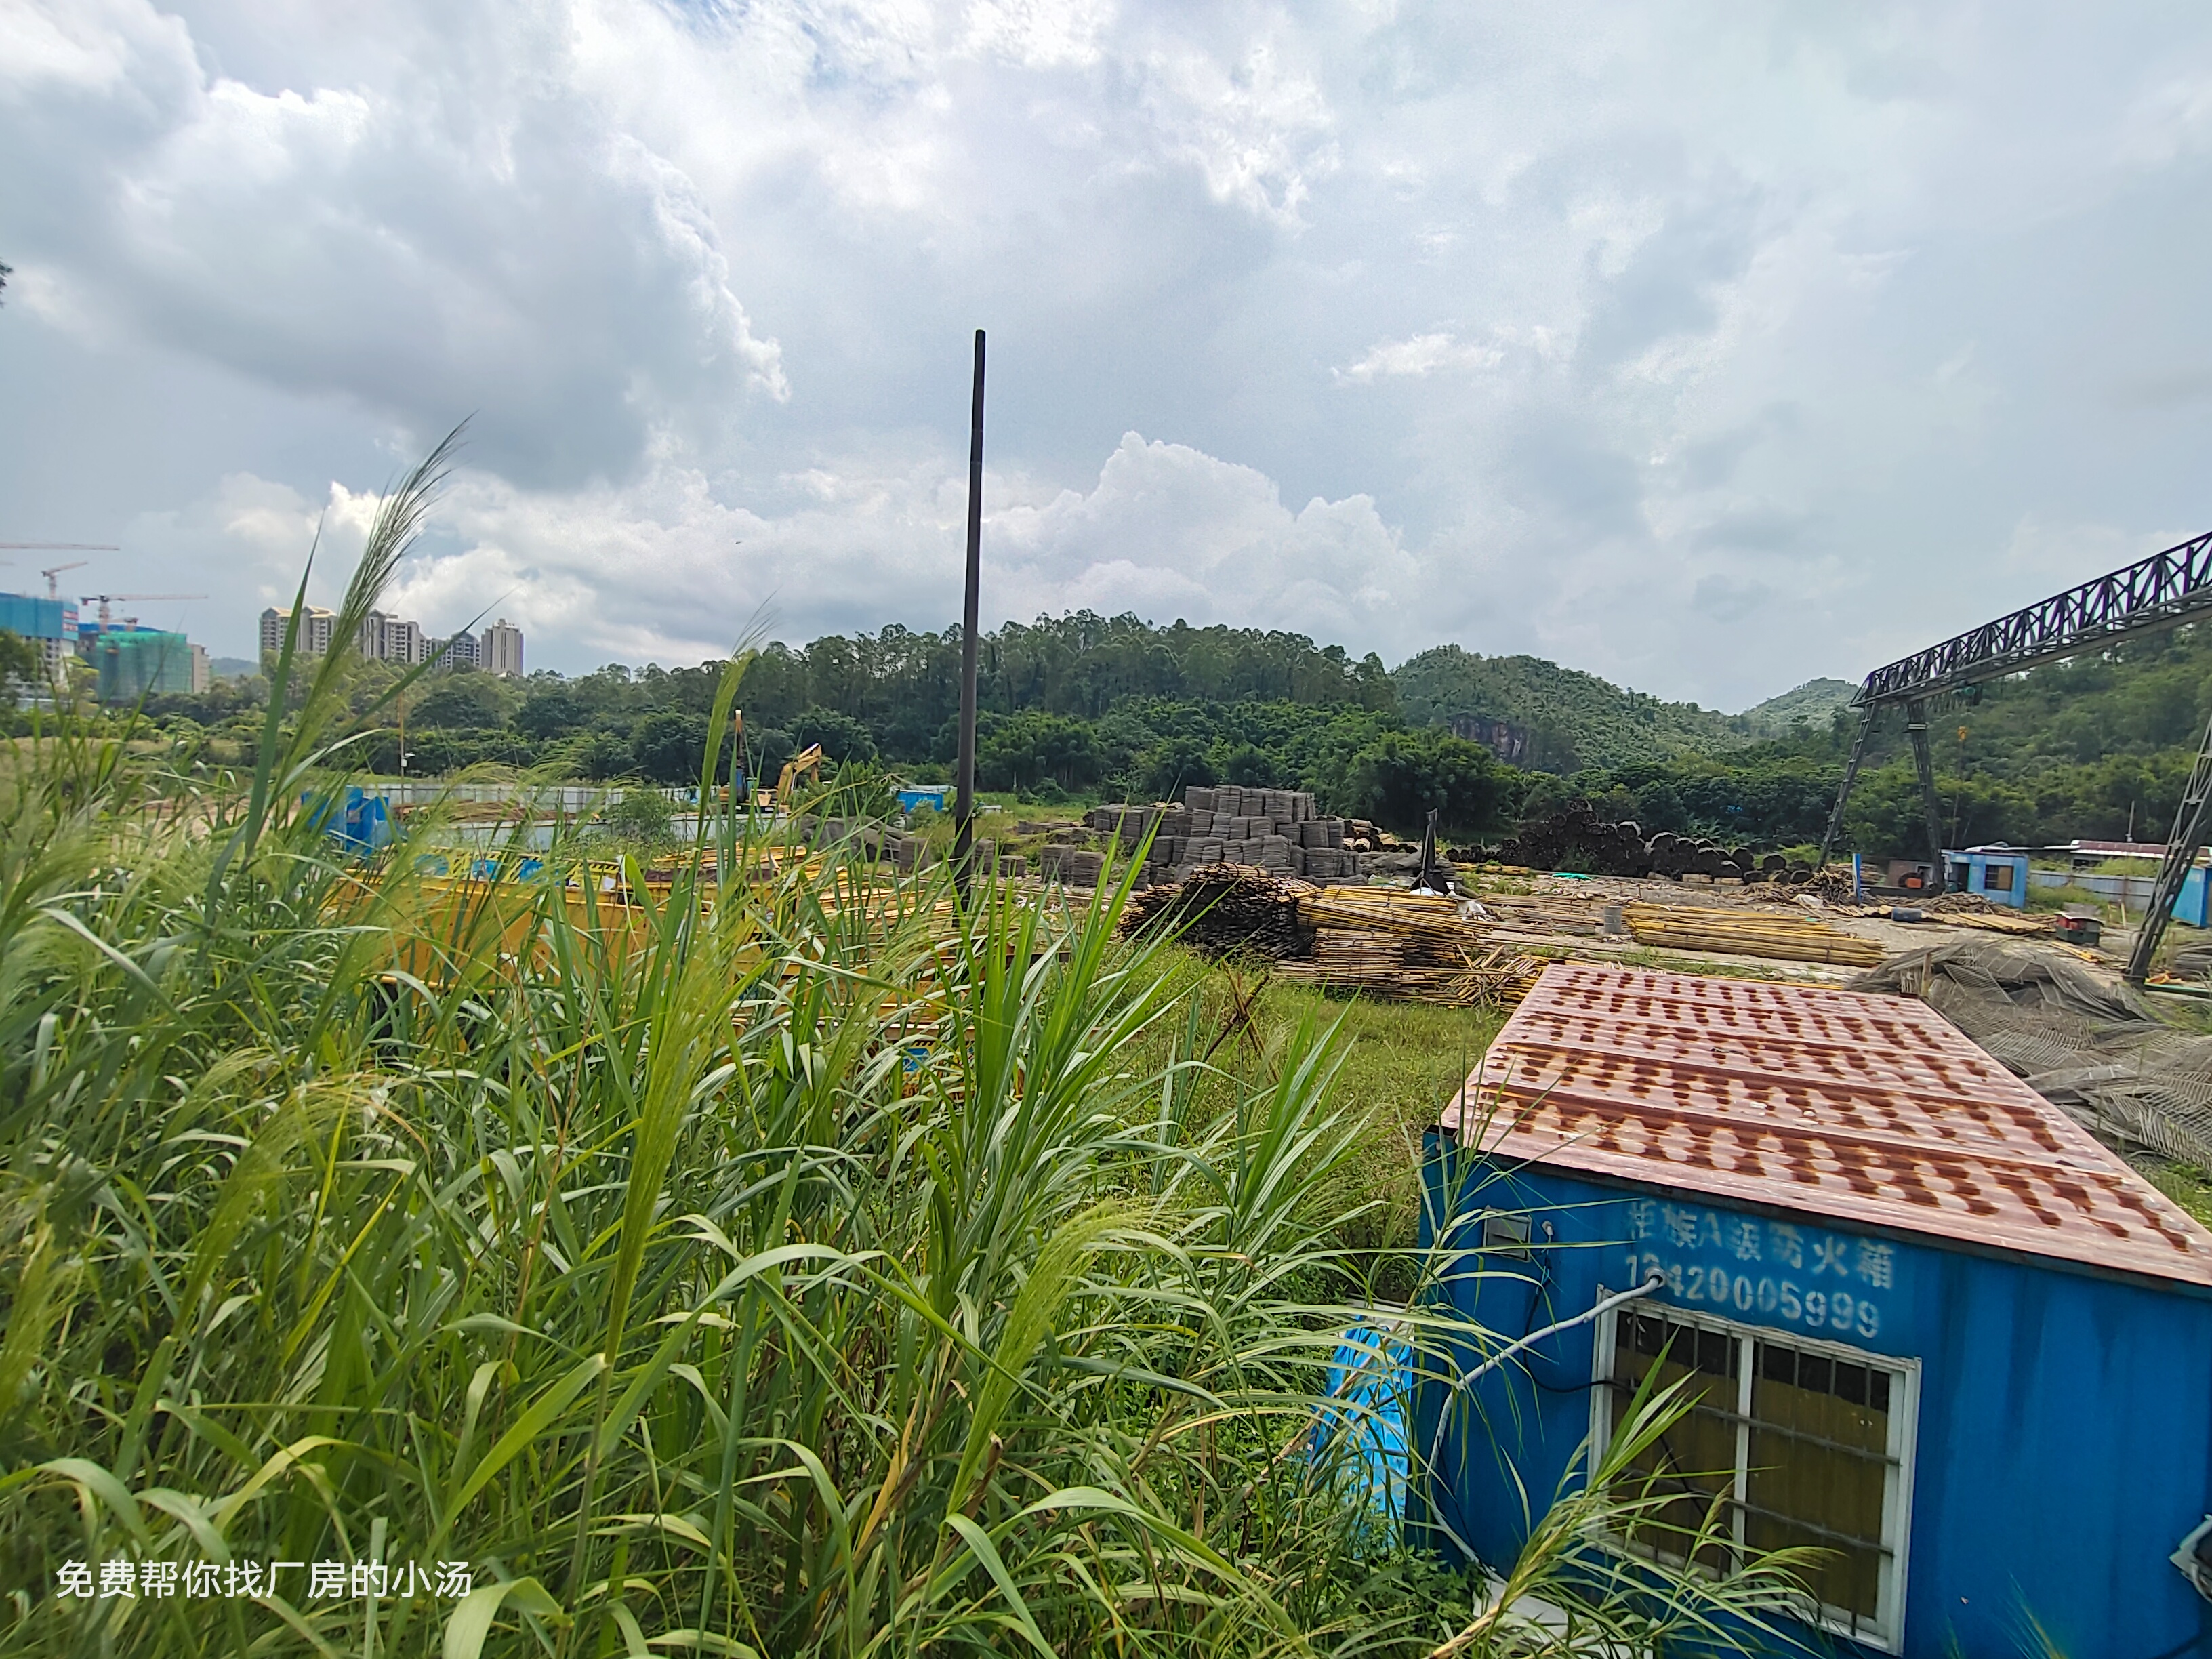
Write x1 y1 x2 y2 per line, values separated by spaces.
1310 1321 1409 1521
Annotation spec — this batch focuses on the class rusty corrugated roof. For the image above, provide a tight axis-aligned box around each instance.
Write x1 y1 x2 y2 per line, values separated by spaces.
1442 962 2212 1287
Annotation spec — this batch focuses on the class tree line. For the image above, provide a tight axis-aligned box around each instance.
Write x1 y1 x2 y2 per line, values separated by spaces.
106 610 2212 854
121 615 1511 834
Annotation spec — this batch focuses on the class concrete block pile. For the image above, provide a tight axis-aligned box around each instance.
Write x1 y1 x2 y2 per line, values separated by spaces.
1036 846 1107 885
1072 785 1374 886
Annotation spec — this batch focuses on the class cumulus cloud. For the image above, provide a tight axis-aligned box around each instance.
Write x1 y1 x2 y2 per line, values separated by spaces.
964 0 1115 69
180 430 1422 672
1 0 787 489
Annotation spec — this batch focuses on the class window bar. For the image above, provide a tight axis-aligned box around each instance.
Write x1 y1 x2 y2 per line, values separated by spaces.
1599 1384 1900 1557
1731 1331 1752 1566
1664 1397 1903 1467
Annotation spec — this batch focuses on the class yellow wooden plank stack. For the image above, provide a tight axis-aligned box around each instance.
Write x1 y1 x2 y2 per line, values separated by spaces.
1295 886 1470 937
1622 901 1885 967
1272 886 1549 1008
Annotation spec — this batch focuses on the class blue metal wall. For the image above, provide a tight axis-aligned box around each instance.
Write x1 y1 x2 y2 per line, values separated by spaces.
1940 848 2030 909
0 593 69 641
1416 1133 2212 1658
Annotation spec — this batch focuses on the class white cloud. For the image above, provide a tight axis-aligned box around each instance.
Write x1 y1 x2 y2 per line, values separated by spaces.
1135 36 1337 224
1 0 787 487
194 430 1421 672
989 433 1416 640
1335 331 1503 383
964 0 1115 69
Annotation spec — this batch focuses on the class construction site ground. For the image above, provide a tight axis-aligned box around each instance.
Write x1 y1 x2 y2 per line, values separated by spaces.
1378 867 2212 1229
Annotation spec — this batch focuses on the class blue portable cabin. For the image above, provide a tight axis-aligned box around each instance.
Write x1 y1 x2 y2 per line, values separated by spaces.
1940 845 2030 909
1420 962 2212 1658
895 785 950 814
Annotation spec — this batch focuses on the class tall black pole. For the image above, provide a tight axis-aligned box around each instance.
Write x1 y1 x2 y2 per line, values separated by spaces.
953 329 986 899
1906 698 1948 895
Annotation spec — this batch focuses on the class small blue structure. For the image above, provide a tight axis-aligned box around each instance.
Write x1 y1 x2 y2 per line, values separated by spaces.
1421 964 2212 1658
895 785 949 813
1311 1323 1410 1524
1941 844 2030 908
305 787 393 855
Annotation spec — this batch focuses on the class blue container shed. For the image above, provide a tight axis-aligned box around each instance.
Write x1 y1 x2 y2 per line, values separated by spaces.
1941 845 2031 907
1420 963 2212 1657
303 786 394 855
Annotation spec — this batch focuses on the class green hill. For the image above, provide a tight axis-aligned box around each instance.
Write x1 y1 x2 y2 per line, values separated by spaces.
1741 677 1858 738
1390 646 1849 771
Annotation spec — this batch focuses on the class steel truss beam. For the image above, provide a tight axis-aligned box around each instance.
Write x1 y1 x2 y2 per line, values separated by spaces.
1822 528 2212 968
1856 528 2212 710
2127 707 2212 983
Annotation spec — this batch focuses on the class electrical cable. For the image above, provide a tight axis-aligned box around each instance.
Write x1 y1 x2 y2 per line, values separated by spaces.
1507 1244 1611 1395
1427 1271 1666 1476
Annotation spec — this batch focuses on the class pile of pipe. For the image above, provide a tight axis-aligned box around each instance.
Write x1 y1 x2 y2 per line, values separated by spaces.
1481 799 1812 883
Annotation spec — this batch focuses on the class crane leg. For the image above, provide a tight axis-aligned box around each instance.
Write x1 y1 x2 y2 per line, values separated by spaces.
2126 705 2212 983
1817 708 1875 872
1906 700 1947 896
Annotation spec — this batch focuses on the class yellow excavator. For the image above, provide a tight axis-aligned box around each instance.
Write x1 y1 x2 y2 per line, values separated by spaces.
754 744 823 813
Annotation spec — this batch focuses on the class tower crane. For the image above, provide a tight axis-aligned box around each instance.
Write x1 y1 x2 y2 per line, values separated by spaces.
79 594 207 631
0 544 117 597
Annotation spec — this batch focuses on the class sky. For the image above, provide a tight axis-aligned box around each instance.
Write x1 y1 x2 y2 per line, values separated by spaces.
6 1 2212 709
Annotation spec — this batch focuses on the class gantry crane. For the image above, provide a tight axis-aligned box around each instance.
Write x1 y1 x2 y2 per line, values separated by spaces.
1816 528 2212 979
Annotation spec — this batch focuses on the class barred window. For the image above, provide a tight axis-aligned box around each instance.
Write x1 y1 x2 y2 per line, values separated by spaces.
1593 1299 1918 1652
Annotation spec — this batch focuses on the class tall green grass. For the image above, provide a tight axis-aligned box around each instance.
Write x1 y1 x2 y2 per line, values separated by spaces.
0 449 1811 1656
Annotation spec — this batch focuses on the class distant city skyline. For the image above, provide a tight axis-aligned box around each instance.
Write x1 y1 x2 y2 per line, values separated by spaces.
258 607 525 677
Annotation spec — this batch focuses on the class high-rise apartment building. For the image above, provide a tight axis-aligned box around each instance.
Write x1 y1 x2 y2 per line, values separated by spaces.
425 630 477 672
260 606 338 657
479 618 525 676
355 611 426 665
257 605 499 673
